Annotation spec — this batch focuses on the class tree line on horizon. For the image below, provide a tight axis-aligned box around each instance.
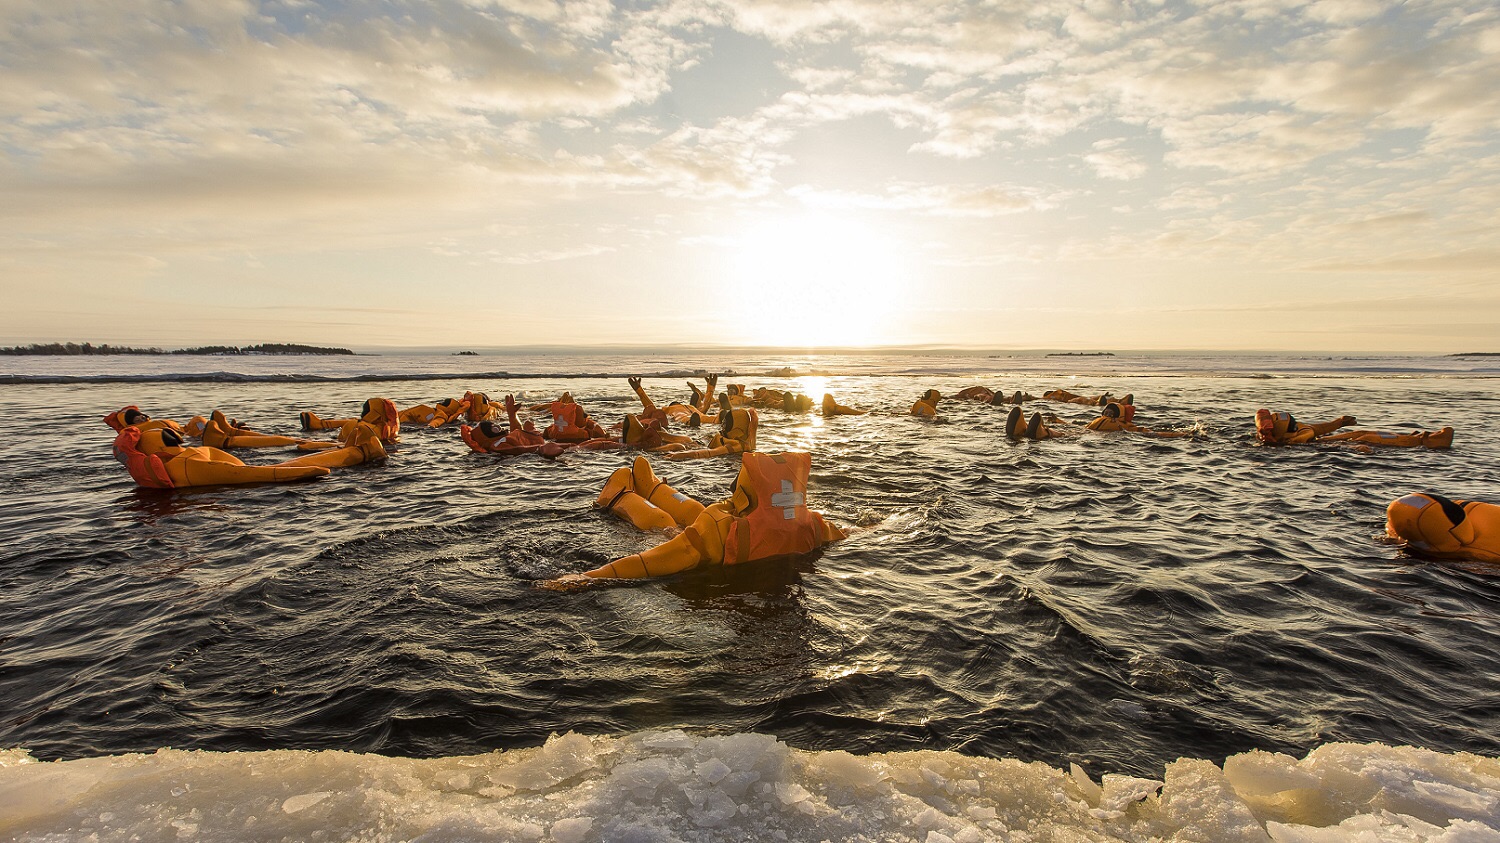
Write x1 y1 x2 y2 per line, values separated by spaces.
0 342 354 356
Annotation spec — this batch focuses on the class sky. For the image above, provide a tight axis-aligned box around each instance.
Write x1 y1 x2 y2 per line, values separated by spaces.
2 0 1498 353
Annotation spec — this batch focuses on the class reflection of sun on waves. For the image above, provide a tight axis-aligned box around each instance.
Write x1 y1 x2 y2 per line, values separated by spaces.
796 376 826 399
728 213 915 348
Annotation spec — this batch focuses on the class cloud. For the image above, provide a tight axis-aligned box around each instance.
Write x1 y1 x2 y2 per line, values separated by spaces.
789 182 1052 217
1084 139 1147 180
2 0 1499 351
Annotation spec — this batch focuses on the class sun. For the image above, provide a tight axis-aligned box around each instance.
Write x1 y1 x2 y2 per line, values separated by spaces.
724 211 914 348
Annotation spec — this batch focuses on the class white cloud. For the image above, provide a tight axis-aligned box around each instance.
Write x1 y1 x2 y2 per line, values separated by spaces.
1084 139 1147 180
2 0 1499 349
789 181 1050 217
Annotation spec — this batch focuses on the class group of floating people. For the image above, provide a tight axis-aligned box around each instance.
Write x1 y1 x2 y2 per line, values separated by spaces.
101 375 1495 579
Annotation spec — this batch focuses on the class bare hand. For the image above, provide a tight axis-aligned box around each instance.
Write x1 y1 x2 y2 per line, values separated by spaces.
537 573 595 592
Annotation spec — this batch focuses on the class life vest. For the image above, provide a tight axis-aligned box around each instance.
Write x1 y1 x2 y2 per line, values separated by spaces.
721 452 838 566
546 400 593 441
112 426 175 489
361 398 401 442
718 407 757 452
911 390 942 417
1086 416 1129 432
1386 493 1500 563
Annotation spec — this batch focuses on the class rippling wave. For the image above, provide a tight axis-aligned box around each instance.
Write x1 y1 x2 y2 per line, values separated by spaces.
1 354 1497 800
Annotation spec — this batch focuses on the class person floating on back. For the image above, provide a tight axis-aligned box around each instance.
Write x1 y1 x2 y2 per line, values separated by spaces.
540 451 845 589
1255 409 1452 449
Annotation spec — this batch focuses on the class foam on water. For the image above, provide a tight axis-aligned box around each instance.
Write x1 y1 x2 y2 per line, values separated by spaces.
2 732 1497 842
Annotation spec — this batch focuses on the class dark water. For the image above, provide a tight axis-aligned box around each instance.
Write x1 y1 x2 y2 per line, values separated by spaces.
2 357 1498 778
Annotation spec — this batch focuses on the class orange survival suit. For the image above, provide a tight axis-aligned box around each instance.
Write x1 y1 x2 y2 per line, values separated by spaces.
578 451 846 580
113 427 331 489
1386 493 1500 564
543 394 605 442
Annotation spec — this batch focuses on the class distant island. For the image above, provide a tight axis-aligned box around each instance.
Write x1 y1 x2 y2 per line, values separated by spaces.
453 351 479 356
1449 352 1500 357
0 342 354 356
1045 352 1115 357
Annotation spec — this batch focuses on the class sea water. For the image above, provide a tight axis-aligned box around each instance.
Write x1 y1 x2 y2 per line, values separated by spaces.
1 351 1497 841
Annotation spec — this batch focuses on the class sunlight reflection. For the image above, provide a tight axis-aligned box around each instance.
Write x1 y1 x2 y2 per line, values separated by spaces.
797 375 827 398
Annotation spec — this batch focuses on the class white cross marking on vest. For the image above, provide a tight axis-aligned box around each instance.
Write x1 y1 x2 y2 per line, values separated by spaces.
770 480 804 520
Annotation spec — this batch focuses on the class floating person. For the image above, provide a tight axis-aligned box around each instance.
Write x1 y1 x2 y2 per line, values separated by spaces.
1253 410 1358 445
1254 410 1452 448
1385 493 1500 564
953 386 997 402
397 396 469 428
631 376 716 426
1043 389 1126 407
298 398 402 444
541 451 845 588
751 387 780 408
103 406 184 436
462 392 500 424
276 419 389 469
749 388 812 412
663 401 716 426
531 392 608 443
666 396 757 460
616 412 694 452
187 410 329 450
910 389 942 418
461 395 566 458
953 387 1037 406
821 393 868 417
1082 402 1192 437
113 426 330 488
1005 403 1185 440
725 384 754 407
780 392 815 413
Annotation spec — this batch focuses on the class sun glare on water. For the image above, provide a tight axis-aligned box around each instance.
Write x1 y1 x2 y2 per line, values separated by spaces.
727 213 914 348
